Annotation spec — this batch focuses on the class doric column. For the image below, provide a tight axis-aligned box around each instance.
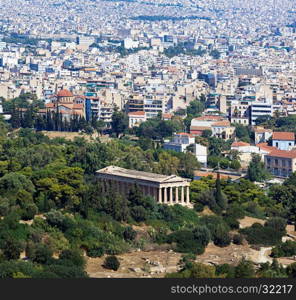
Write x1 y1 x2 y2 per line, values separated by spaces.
181 186 184 203
175 187 178 203
149 186 154 197
164 187 167 203
158 188 162 203
186 186 190 204
169 187 173 204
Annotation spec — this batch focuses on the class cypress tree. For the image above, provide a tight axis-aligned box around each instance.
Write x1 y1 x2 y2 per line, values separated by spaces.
215 172 227 211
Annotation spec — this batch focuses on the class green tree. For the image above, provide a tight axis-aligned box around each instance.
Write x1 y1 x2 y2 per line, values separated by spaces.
212 224 231 247
214 173 227 211
166 262 217 278
111 110 128 137
123 226 137 241
104 255 120 271
247 154 270 182
28 244 53 264
2 238 24 260
234 124 251 143
235 259 255 278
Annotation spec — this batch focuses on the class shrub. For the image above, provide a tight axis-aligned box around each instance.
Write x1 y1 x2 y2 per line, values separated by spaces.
86 247 104 258
0 198 10 216
2 238 24 260
271 241 296 258
166 262 217 278
168 226 210 254
45 264 88 278
225 216 240 229
21 203 38 220
235 259 255 278
225 204 245 220
240 223 284 246
193 202 204 212
216 263 235 278
265 217 286 233
123 226 137 241
131 206 147 222
233 234 244 245
104 255 120 271
168 230 202 254
192 226 211 248
28 244 53 264
59 249 86 268
212 224 231 247
0 261 37 278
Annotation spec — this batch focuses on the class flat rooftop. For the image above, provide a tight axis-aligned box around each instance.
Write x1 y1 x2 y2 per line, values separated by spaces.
96 166 190 184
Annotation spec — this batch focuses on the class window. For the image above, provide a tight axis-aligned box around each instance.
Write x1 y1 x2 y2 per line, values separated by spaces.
275 159 278 165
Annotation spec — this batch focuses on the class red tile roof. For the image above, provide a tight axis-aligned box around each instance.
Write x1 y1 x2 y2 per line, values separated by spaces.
231 141 250 147
162 113 172 119
194 171 239 180
267 149 296 159
257 143 277 152
57 89 73 97
213 120 231 127
272 132 295 141
190 130 203 136
176 132 193 137
254 127 272 133
45 103 55 108
190 126 212 131
193 115 224 121
128 111 145 116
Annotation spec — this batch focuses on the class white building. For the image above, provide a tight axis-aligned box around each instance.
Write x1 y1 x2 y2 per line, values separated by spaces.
272 132 295 151
250 101 279 125
164 133 195 153
164 133 207 166
231 141 269 168
194 144 207 167
124 38 139 49
254 127 273 144
128 111 146 128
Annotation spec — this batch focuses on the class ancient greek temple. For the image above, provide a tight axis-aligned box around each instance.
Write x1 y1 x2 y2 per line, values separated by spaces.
96 166 191 207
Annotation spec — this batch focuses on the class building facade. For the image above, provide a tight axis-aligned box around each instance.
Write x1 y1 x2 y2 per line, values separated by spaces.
96 166 191 207
272 132 295 151
264 149 296 177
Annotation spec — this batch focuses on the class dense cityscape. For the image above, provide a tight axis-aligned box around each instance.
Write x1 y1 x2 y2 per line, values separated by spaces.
0 0 296 280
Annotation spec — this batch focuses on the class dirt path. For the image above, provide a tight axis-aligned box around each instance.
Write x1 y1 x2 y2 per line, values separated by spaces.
86 250 182 278
255 247 273 264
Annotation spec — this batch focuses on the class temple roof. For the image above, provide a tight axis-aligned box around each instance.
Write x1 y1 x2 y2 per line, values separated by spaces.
96 166 190 184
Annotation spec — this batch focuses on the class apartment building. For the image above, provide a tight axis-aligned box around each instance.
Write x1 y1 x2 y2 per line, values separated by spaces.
250 101 274 125
265 149 296 178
